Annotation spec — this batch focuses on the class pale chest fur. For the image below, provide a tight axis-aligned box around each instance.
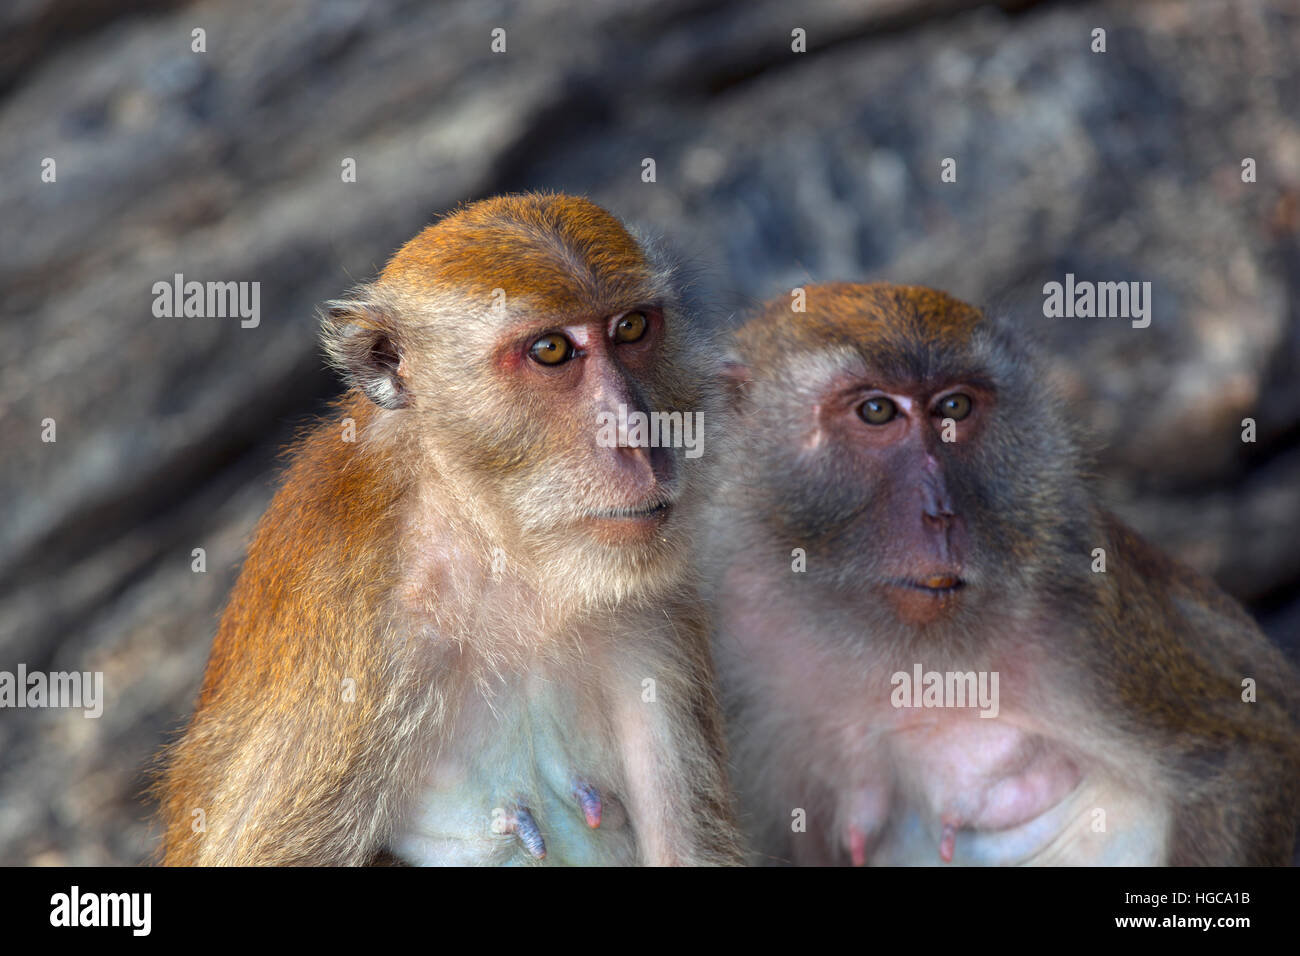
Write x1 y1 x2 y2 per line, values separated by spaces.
719 588 1171 866
392 652 643 865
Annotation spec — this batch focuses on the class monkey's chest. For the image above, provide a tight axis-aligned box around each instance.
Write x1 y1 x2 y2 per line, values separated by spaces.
393 679 639 866
838 713 1168 865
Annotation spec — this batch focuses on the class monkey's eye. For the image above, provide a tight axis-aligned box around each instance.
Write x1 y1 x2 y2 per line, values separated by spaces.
528 333 574 366
614 311 648 344
858 397 898 425
935 393 973 421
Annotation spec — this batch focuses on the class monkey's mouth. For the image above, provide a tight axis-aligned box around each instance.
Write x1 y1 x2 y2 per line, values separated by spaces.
579 498 676 545
588 501 673 521
890 575 965 595
882 575 965 625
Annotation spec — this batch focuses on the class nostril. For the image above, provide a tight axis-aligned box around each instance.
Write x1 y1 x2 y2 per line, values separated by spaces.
614 442 655 476
616 442 650 461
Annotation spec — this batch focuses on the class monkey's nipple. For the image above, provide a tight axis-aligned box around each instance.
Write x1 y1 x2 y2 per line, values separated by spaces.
939 818 959 863
847 824 868 867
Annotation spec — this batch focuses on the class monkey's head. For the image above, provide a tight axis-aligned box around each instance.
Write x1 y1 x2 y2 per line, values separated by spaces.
322 193 723 611
729 282 1092 634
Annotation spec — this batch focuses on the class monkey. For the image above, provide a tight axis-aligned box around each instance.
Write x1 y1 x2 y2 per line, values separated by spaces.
706 281 1300 866
157 193 744 866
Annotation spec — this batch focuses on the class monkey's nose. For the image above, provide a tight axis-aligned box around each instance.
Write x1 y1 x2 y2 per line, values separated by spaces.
615 440 675 486
615 441 653 470
609 442 659 495
922 510 954 531
921 476 955 527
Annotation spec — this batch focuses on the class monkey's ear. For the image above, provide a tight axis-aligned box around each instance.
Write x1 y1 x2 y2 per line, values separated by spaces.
320 299 410 409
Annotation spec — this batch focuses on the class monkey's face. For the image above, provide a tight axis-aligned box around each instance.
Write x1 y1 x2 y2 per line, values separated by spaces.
323 194 724 611
430 301 718 609
732 283 1085 633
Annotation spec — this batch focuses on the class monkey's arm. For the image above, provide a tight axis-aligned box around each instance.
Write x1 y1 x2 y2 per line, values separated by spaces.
158 593 443 865
159 411 432 865
1103 515 1300 865
611 610 747 866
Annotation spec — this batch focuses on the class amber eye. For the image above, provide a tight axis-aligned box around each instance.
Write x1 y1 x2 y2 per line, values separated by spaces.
859 397 897 425
936 393 973 421
528 333 573 366
614 311 648 344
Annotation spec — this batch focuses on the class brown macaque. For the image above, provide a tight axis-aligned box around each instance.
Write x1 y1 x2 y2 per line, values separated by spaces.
708 282 1300 866
158 193 743 866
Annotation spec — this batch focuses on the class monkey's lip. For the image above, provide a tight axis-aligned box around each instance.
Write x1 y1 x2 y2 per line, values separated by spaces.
586 500 673 522
579 500 675 542
882 575 965 625
888 574 965 594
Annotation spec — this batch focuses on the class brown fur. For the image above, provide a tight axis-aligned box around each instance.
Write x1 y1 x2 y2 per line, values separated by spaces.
157 194 743 865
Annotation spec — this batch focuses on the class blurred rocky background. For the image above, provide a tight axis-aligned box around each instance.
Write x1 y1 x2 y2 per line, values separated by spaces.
1 0 1297 865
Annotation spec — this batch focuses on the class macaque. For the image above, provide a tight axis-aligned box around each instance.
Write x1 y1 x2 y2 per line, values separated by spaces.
709 282 1300 866
159 193 743 865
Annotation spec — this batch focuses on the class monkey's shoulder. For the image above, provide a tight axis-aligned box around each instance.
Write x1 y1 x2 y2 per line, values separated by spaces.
1101 510 1267 641
1098 510 1300 741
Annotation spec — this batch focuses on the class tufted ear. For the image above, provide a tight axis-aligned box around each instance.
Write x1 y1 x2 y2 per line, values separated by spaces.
320 296 410 409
